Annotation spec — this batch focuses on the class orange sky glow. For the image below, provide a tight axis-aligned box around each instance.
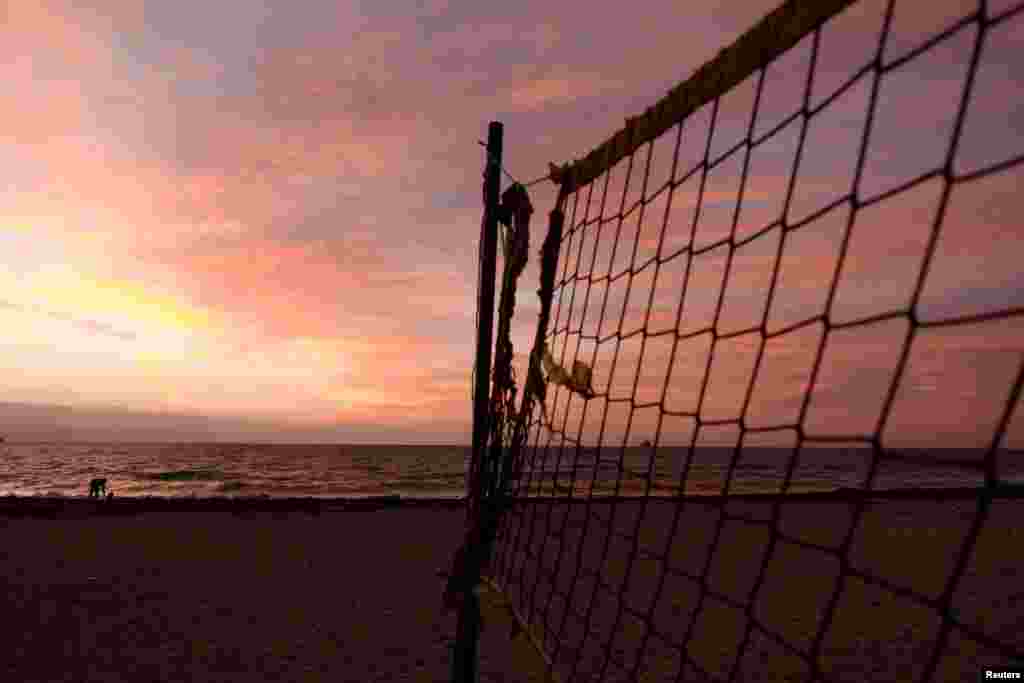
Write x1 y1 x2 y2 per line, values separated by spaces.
1 0 1021 445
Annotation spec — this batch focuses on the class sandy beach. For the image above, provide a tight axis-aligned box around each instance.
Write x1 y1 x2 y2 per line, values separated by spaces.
2 493 1021 683
0 496 548 683
491 492 1024 682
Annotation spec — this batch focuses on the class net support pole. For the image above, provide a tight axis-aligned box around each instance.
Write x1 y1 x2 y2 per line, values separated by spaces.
470 120 503 517
469 121 503 519
454 120 503 683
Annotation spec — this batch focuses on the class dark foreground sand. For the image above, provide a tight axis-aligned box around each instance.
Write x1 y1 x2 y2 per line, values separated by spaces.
0 496 546 683
490 491 1024 683
2 492 1022 683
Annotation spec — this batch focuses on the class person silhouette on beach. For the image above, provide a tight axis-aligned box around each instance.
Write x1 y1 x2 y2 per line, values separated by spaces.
88 478 107 499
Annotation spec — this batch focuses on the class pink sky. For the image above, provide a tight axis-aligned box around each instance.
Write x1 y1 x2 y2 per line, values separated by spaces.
1 0 1021 445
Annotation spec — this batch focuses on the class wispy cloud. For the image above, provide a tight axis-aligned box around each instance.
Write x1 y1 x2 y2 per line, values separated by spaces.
0 300 137 341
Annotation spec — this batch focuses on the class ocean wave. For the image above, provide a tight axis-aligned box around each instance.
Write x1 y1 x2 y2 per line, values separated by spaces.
145 467 225 482
379 472 466 490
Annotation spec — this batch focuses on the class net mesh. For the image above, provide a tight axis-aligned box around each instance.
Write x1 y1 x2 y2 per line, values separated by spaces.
475 0 1024 681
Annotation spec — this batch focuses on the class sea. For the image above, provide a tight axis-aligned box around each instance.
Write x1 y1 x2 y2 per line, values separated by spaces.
0 442 1020 500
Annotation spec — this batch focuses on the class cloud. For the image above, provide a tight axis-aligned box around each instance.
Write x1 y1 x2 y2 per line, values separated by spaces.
0 299 137 341
503 74 629 111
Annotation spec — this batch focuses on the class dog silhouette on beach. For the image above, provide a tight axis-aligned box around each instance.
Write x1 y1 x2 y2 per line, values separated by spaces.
88 478 107 499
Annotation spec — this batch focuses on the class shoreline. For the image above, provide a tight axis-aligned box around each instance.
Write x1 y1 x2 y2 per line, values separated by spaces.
0 494 465 518
2 482 1021 519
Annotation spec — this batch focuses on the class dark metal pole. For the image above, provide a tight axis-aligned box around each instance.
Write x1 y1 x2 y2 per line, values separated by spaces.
455 120 502 683
469 121 502 520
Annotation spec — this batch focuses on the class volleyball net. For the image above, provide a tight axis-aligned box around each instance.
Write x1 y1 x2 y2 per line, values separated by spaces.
459 0 1024 680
